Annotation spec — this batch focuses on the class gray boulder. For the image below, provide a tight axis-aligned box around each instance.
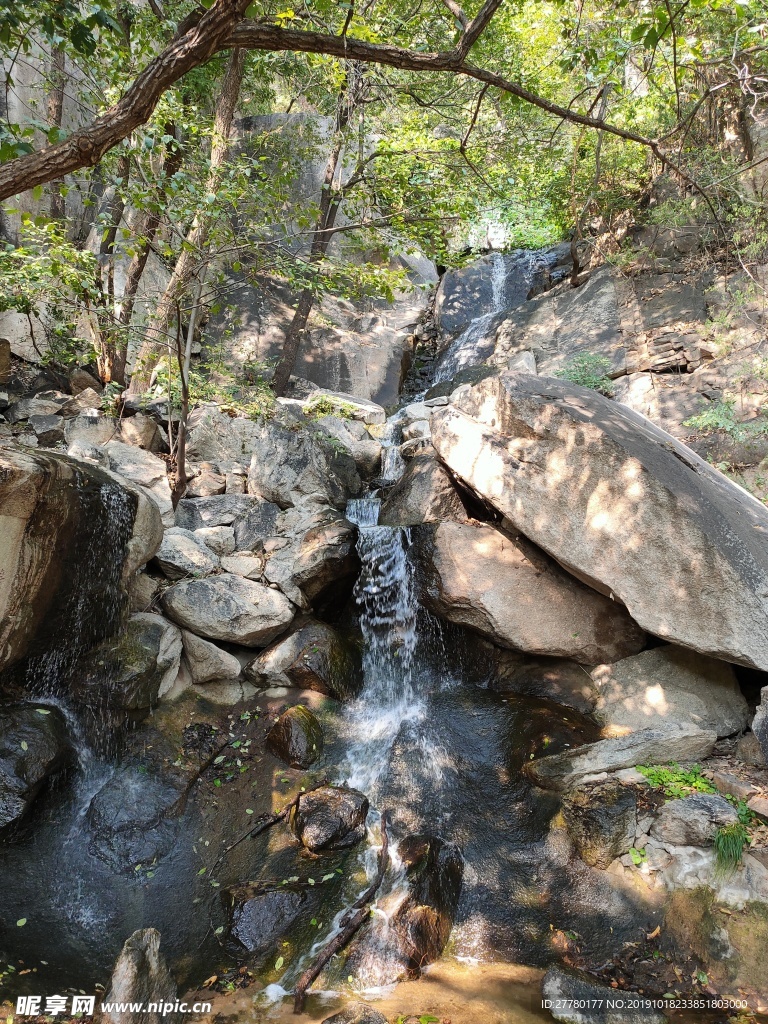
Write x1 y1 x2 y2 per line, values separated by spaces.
193 525 235 555
65 414 119 448
753 686 768 763
312 414 382 477
290 786 368 852
263 506 358 607
412 521 645 664
161 574 294 647
431 371 768 671
525 724 716 792
650 793 739 846
5 396 65 422
223 881 307 957
379 453 468 526
29 414 65 446
104 440 174 526
154 528 219 580
542 966 666 1024
101 929 179 1024
0 704 72 833
562 781 637 868
244 618 361 698
593 645 748 739
180 630 241 685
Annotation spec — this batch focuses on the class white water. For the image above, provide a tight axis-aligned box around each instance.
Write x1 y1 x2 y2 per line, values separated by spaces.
376 422 406 487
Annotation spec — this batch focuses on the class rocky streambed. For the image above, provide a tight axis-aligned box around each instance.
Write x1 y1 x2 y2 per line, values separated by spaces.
2 246 768 1024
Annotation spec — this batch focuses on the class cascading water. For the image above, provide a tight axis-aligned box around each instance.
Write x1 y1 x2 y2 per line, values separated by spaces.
376 423 406 487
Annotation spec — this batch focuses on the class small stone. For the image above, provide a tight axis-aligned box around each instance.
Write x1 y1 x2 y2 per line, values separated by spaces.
747 795 768 822
423 396 449 407
736 731 766 766
186 470 226 497
194 526 236 555
220 553 263 579
29 414 65 445
711 771 757 803
266 705 324 769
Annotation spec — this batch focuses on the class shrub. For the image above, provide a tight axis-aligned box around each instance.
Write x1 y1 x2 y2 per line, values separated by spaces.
714 822 750 876
554 354 615 396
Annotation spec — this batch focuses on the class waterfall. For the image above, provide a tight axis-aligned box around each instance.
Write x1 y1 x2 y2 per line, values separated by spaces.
342 498 420 796
376 422 406 487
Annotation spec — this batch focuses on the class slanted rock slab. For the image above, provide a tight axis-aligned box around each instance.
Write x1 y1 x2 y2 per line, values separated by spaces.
154 528 220 581
650 793 738 846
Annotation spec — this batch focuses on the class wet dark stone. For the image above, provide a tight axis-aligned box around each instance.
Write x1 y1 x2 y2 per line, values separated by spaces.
561 780 638 869
543 966 666 1023
290 785 368 852
0 703 72 833
321 1005 387 1024
86 767 183 871
390 834 464 972
266 705 324 769
223 881 307 957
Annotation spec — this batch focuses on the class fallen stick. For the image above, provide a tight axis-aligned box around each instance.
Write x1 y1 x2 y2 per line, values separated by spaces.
293 810 390 1014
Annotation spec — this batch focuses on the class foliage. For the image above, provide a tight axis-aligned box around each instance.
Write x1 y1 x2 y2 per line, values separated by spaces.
684 399 768 440
637 763 717 799
554 354 615 396
713 822 750 876
303 395 356 420
150 359 275 419
629 846 647 866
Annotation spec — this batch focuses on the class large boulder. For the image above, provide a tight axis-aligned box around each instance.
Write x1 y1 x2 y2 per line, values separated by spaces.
161 574 294 647
174 493 280 545
0 703 72 833
101 929 180 1024
650 793 738 846
0 446 158 678
431 372 768 671
104 441 174 526
525 724 716 792
592 645 749 739
379 453 468 527
266 705 324 769
412 522 645 664
312 414 382 477
752 686 768 763
290 785 368 852
262 507 359 608
74 612 183 710
223 881 307 957
562 780 637 868
153 528 220 581
186 406 361 509
244 618 361 698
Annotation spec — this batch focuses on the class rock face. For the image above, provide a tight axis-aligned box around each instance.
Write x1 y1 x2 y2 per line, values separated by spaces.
223 881 307 957
542 965 666 1024
154 528 220 580
525 724 716 792
753 688 768 763
650 793 739 846
180 630 241 685
592 646 748 739
161 575 294 647
0 704 72 832
431 371 768 671
174 493 280 544
562 781 637 868
104 441 174 526
379 453 468 527
0 446 157 679
290 786 368 852
186 406 361 509
266 705 324 768
75 612 183 710
101 928 180 1024
244 618 361 698
412 522 645 664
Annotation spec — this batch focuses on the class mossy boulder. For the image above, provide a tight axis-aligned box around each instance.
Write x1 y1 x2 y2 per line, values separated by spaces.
266 705 324 769
561 779 637 868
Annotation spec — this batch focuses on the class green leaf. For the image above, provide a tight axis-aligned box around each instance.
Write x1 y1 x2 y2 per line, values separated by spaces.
36 708 51 715
274 956 284 970
16 918 27 927
20 741 28 751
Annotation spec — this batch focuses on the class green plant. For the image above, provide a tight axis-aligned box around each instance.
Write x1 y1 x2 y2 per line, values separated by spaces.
684 399 768 440
102 381 124 416
637 763 716 799
303 394 356 419
629 847 647 866
554 354 615 396
714 822 750 876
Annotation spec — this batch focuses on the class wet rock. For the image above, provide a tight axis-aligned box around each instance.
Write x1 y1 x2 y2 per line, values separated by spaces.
650 793 738 846
266 705 324 769
104 440 174 526
432 371 768 671
388 834 464 973
101 928 180 1024
181 630 241 685
263 506 358 608
485 646 598 714
321 1006 387 1024
154 528 220 581
223 881 307 957
592 646 748 739
562 781 637 868
87 769 183 870
413 522 645 665
526 724 716 792
379 453 468 527
290 785 368 852
542 965 666 1024
244 618 361 698
161 574 294 647
0 704 72 832
75 612 183 710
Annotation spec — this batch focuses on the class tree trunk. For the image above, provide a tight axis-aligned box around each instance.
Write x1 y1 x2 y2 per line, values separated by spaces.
93 152 131 383
127 49 245 395
46 45 66 220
